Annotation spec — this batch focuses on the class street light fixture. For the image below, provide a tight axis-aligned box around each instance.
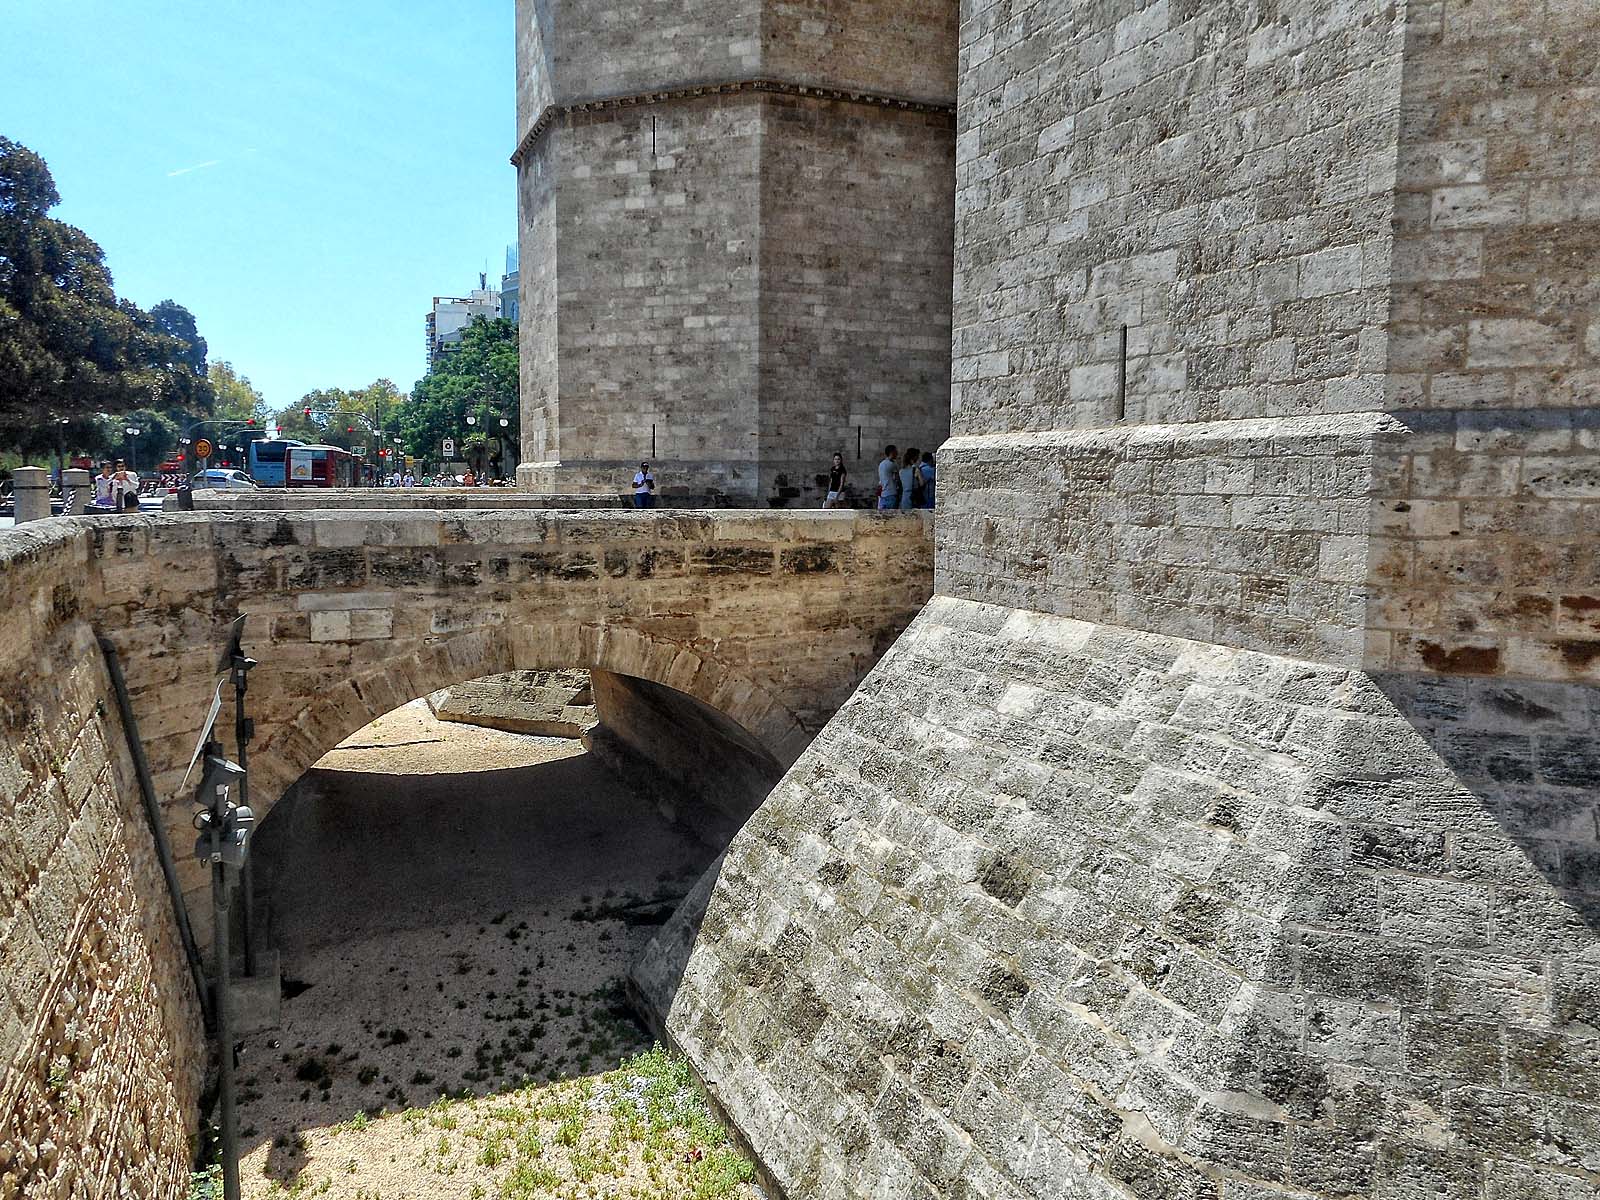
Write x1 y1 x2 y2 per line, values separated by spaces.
124 426 142 471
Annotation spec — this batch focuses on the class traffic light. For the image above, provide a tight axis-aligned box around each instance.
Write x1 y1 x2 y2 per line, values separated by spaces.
303 407 312 419
346 426 354 433
246 418 256 427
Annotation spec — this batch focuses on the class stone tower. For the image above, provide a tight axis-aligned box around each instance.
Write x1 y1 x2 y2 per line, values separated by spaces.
638 2 1600 1196
512 1 958 503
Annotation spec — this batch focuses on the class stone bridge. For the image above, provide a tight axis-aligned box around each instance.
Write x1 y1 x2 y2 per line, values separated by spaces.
0 507 930 1184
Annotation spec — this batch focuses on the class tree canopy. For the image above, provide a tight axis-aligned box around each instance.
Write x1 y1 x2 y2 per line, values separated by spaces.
0 136 213 457
394 316 518 470
209 361 268 424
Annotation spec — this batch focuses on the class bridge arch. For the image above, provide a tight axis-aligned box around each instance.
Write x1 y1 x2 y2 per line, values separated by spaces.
243 621 806 832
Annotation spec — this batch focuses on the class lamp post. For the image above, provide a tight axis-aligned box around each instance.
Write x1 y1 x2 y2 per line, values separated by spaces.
124 426 142 472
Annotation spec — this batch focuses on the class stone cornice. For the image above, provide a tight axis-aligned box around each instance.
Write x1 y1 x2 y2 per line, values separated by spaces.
511 78 955 165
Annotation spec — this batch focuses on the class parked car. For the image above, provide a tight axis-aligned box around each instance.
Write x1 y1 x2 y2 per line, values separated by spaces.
190 468 259 491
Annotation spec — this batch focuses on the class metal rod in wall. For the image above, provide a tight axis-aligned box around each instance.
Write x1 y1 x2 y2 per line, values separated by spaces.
651 424 657 459
97 634 212 1030
1117 324 1129 423
857 427 863 461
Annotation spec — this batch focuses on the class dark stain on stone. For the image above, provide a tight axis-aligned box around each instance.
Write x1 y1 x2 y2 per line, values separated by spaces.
691 546 775 576
1556 639 1600 670
1168 890 1226 949
978 963 1029 1016
1417 641 1501 675
1205 796 1244 835
1485 688 1558 723
1563 594 1600 612
781 982 828 1043
50 584 78 623
817 859 850 888
520 551 598 582
267 518 297 547
633 548 682 580
1262 1052 1332 1121
603 549 630 578
978 854 1030 908
1510 596 1554 620
780 545 839 574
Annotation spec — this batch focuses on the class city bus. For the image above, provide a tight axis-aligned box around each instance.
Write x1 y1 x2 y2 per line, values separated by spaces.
247 439 304 487
287 444 359 488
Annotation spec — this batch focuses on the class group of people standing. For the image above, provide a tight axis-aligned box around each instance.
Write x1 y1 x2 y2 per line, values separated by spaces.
820 446 935 510
872 446 936 510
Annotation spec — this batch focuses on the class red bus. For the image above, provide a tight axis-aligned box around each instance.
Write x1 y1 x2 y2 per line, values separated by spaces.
286 445 358 488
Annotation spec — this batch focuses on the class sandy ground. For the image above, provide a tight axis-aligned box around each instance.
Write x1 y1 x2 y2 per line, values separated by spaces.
234 701 734 1198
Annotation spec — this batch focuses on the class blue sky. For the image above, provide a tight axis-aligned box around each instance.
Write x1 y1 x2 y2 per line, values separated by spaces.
4 0 516 410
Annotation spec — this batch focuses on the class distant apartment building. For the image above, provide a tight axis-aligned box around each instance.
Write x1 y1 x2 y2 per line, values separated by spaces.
425 276 502 366
501 245 520 326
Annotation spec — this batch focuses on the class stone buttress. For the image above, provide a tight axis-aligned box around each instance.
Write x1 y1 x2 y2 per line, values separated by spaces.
636 3 1600 1197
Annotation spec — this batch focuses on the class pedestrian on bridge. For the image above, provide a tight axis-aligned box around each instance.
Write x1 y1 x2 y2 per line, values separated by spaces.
823 452 849 508
633 461 657 508
877 445 899 510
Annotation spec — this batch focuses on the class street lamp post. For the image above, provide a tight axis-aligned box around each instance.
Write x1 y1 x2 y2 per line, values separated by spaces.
124 426 142 472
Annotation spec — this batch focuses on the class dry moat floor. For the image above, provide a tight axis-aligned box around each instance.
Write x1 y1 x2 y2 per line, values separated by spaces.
204 701 757 1200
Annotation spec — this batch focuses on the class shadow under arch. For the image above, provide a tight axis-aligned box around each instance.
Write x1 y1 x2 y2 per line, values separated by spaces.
232 649 789 1167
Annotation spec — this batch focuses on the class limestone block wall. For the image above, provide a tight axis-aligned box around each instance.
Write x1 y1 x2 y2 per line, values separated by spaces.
519 130 562 466
941 0 1600 682
645 1 1600 1197
0 525 204 1198
1372 0 1600 681
521 99 764 493
641 597 1600 1198
951 0 1403 436
759 97 954 500
513 0 958 503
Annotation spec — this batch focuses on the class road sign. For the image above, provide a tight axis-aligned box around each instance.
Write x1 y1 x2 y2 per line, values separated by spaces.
352 445 367 455
441 437 456 457
194 438 213 458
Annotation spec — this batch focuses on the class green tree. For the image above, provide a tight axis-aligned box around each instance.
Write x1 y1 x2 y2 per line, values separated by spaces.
393 316 518 475
0 137 213 456
209 361 267 424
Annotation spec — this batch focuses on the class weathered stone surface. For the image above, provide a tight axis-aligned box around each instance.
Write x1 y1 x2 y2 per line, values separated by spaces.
0 524 203 1199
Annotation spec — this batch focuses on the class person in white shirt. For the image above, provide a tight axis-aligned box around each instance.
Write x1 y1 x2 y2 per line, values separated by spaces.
93 462 116 508
633 461 657 508
403 473 416 488
109 461 137 509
